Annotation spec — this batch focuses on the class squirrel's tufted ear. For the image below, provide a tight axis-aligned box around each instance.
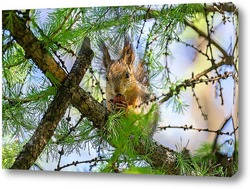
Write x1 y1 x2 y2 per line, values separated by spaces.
102 43 111 69
122 37 135 66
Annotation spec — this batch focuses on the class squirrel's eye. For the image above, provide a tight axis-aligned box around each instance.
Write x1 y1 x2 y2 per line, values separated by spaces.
106 76 109 81
125 72 130 78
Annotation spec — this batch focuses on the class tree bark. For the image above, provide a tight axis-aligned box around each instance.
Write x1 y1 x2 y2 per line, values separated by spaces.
3 10 178 174
10 37 93 169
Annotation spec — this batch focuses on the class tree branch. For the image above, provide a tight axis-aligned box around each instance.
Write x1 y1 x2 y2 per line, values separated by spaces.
10 37 93 169
3 10 178 174
183 18 229 59
2 11 68 83
205 2 238 15
3 10 110 129
159 58 234 104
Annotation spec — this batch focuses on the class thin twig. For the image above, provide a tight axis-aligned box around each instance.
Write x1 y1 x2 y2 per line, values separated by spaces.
184 18 228 59
50 9 74 39
56 115 85 144
158 124 238 136
54 157 107 171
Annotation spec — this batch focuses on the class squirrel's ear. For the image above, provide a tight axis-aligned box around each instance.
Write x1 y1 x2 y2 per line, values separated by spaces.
122 38 135 66
102 43 111 69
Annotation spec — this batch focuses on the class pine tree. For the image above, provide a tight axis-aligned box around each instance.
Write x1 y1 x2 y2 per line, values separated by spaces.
2 3 238 176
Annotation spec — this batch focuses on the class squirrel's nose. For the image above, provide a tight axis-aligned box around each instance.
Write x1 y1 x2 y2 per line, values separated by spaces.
114 88 120 94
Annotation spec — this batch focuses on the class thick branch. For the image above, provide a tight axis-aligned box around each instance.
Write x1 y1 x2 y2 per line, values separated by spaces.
135 140 177 174
3 10 109 129
2 11 67 83
10 38 93 169
3 10 178 173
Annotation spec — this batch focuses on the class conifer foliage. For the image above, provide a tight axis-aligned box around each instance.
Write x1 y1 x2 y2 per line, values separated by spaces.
2 3 238 176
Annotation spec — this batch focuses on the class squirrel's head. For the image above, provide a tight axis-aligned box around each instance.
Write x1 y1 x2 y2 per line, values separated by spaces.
102 39 136 96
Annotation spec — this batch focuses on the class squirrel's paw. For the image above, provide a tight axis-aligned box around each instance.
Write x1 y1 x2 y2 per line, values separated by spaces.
109 94 127 112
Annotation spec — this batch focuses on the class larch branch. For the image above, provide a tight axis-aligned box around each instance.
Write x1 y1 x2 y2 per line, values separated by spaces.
3 10 178 173
10 37 93 170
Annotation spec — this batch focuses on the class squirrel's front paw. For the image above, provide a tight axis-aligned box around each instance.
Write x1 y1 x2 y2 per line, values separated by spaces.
109 94 127 111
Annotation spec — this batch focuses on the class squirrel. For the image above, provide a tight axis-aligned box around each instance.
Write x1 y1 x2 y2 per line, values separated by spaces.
101 38 159 136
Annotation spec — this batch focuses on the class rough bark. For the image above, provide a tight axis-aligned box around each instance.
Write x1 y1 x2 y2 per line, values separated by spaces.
134 140 177 174
10 38 94 169
3 10 178 174
3 11 67 82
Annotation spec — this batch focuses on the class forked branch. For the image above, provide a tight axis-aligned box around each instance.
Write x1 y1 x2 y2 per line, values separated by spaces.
10 37 93 169
3 10 178 173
